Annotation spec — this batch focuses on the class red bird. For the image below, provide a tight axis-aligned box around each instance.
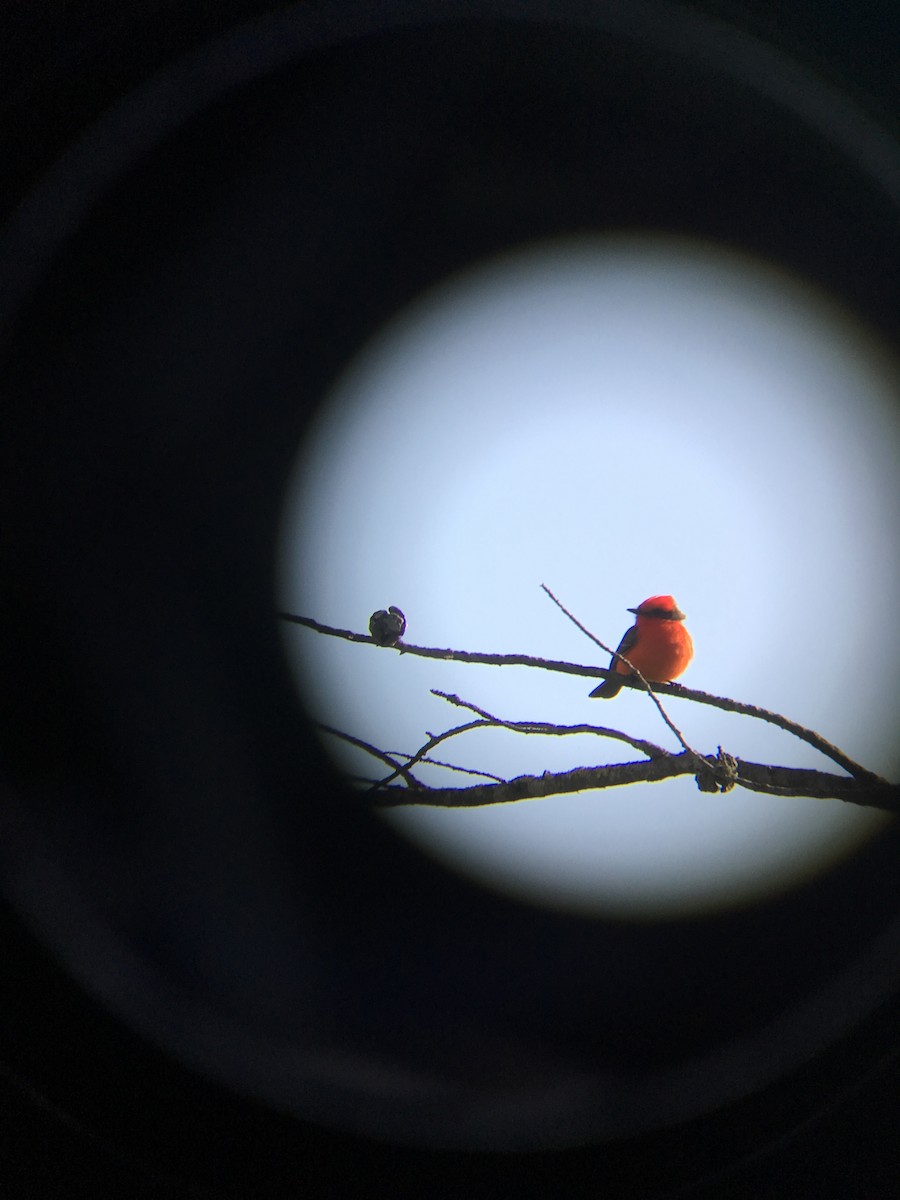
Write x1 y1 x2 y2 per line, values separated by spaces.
589 594 693 699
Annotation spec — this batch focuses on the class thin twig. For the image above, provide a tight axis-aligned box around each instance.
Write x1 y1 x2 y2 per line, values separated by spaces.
318 724 422 789
431 690 670 758
368 719 489 793
392 755 506 783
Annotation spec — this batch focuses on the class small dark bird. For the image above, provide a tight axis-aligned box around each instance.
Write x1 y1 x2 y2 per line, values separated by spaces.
368 606 407 647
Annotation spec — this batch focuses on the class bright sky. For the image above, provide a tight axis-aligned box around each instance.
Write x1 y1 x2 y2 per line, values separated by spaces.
277 234 900 919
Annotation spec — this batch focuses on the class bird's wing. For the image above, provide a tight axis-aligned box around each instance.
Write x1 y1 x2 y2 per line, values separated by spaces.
610 623 638 669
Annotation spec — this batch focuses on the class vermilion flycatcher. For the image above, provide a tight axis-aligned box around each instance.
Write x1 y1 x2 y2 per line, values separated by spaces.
589 594 693 698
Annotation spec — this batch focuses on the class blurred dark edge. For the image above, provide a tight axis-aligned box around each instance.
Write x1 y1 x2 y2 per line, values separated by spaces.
1 0 897 222
0 1 898 1198
0 893 898 1199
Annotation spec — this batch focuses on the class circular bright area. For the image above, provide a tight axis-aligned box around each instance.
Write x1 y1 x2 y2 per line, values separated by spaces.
278 235 899 920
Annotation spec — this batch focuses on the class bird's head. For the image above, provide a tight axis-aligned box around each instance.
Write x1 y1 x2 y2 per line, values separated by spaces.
628 595 686 621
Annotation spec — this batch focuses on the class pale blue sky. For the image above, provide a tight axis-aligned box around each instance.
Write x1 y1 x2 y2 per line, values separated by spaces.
278 234 899 918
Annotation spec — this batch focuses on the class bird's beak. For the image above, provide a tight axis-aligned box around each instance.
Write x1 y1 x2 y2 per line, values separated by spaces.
626 606 638 615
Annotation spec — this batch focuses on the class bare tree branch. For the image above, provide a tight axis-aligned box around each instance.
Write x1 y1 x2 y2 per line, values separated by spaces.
368 754 900 813
367 692 674 795
282 611 886 786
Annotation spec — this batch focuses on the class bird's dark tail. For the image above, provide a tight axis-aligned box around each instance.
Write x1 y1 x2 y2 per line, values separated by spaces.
589 676 623 699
